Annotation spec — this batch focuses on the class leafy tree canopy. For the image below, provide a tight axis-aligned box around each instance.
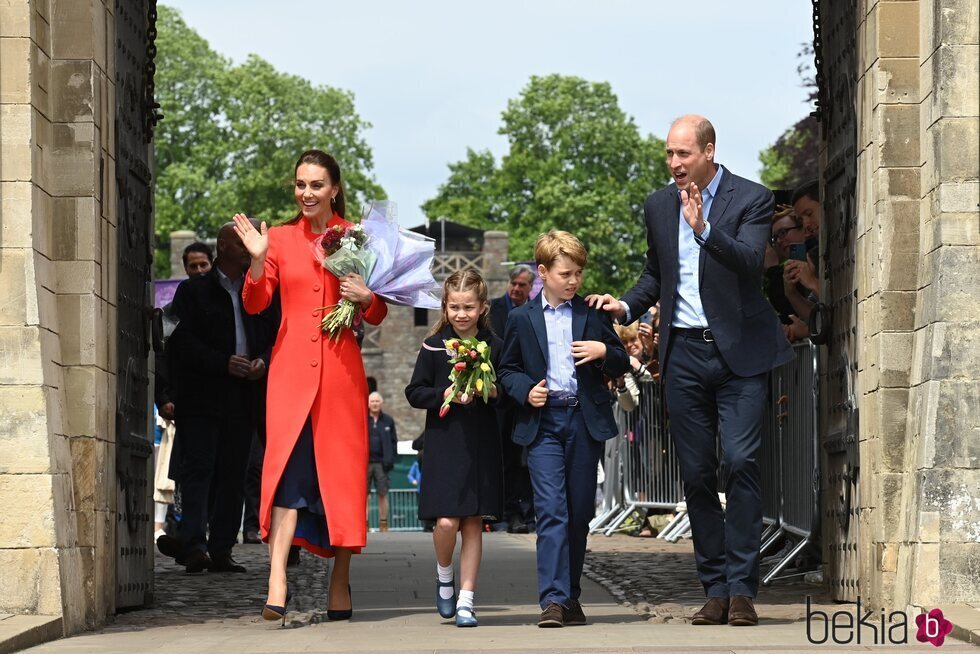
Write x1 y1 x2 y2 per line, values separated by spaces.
423 74 669 296
154 6 384 275
758 44 819 193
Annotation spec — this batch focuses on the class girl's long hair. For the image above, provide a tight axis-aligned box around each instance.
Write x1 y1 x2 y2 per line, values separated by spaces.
428 269 490 337
284 149 346 224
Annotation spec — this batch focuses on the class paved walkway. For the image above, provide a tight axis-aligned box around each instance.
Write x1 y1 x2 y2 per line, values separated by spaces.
24 532 973 653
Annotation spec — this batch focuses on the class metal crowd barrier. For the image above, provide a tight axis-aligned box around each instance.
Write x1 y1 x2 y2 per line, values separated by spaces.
760 342 820 584
368 489 423 532
594 343 820 581
593 379 686 537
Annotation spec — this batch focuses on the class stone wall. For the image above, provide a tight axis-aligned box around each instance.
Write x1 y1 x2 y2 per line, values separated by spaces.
0 0 119 634
853 0 979 612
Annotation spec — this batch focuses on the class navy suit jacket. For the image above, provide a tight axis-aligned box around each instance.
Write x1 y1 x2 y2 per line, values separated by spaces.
498 294 629 446
621 167 793 377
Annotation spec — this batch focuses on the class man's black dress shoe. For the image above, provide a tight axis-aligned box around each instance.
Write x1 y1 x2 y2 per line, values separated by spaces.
243 530 262 544
184 550 211 574
156 534 186 565
209 552 246 573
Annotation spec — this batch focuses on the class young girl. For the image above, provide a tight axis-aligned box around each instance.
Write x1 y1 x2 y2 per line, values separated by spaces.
405 269 505 628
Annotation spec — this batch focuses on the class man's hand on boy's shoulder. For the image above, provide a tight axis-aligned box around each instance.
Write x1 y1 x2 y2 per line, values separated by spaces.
571 340 606 366
586 293 627 320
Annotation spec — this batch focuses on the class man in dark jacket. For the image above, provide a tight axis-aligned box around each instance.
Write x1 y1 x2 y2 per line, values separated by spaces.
488 265 537 533
167 222 278 573
367 392 398 532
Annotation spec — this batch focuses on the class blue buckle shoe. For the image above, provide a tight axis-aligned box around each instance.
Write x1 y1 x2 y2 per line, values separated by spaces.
436 579 456 618
455 606 477 627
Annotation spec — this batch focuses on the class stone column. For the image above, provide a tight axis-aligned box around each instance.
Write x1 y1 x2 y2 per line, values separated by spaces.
0 0 119 634
854 0 923 611
482 230 510 298
894 0 979 613
168 229 197 278
855 0 979 614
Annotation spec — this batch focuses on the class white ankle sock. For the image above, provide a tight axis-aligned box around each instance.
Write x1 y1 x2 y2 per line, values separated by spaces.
437 563 454 599
457 589 474 611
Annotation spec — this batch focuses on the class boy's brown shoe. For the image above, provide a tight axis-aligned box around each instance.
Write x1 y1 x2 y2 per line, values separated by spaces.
564 599 587 626
691 597 730 625
537 602 565 628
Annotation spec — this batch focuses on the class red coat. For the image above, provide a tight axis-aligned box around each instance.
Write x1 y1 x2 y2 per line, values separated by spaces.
242 214 387 556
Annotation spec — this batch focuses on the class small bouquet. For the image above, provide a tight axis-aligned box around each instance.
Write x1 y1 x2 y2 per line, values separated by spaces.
437 337 496 418
315 223 376 339
312 202 442 340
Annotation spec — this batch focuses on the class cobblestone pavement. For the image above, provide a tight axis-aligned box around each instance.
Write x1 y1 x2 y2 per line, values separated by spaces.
109 530 829 632
105 541 344 630
582 533 834 624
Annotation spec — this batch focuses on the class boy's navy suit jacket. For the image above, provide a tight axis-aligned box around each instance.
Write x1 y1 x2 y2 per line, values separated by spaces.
498 294 629 446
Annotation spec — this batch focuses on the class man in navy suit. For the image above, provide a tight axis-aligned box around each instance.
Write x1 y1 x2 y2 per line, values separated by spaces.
591 115 793 626
499 231 628 628
488 264 536 533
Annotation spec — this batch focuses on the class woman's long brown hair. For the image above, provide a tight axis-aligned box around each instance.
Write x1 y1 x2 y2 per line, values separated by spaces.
284 149 346 224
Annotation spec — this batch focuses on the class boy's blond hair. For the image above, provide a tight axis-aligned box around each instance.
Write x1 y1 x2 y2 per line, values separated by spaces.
534 230 588 269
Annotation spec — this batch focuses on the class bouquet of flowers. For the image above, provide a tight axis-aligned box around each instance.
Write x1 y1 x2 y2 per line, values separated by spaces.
437 337 496 418
316 223 376 338
313 202 441 339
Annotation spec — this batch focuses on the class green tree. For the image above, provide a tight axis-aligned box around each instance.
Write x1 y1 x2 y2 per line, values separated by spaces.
758 114 819 191
154 6 383 276
758 44 819 192
423 75 669 296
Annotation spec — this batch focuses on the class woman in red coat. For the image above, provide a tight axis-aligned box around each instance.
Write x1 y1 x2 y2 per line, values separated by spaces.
234 150 387 622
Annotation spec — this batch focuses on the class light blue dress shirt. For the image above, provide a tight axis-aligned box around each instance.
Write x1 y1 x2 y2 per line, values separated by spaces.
672 164 724 329
541 292 578 397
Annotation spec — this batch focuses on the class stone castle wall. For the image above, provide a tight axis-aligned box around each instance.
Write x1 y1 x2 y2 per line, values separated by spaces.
0 0 121 633
853 0 979 612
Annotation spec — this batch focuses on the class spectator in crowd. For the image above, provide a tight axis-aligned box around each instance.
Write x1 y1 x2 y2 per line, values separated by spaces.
764 208 810 342
367 392 398 532
489 264 535 337
154 241 214 557
167 221 277 573
156 242 213 424
783 181 822 320
489 265 538 534
792 180 820 241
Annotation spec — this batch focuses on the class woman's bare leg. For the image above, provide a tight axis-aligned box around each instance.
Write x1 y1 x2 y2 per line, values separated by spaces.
329 546 353 610
457 516 483 592
267 507 298 605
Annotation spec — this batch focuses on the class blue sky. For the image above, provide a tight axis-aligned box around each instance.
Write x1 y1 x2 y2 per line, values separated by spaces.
162 1 815 227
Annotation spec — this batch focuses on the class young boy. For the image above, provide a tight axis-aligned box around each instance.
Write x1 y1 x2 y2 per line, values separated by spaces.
498 230 629 627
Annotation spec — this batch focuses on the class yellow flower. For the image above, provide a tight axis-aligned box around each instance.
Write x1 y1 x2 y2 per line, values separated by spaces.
476 341 488 354
480 363 491 373
475 378 484 392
